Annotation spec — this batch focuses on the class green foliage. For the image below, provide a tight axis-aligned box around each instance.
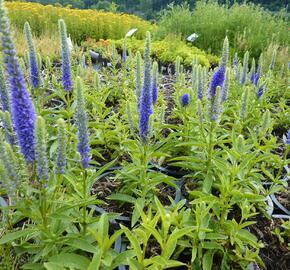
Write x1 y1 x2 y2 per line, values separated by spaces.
85 37 219 67
157 0 289 58
0 11 289 270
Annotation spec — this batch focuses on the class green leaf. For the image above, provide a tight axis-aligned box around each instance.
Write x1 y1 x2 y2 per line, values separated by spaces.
44 262 65 270
98 213 109 244
112 250 135 268
202 250 214 270
142 224 163 249
66 238 98 253
202 241 223 251
107 193 136 204
48 253 90 269
122 226 143 262
23 263 45 270
87 248 102 270
132 198 145 227
0 229 35 245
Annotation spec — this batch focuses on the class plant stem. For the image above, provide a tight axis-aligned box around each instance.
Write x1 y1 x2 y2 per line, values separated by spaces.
207 121 215 170
66 92 71 132
275 148 289 183
141 142 149 198
82 169 87 235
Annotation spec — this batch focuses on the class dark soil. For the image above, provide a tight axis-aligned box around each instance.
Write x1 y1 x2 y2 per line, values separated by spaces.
276 185 290 210
249 216 290 270
91 173 132 217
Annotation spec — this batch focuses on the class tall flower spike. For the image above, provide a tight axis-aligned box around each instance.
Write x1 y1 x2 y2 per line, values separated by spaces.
208 67 225 99
58 19 72 91
192 64 198 92
208 37 229 98
249 58 256 83
93 71 101 91
221 68 230 102
0 1 36 163
284 130 290 145
75 76 90 168
1 111 15 145
139 31 152 141
0 64 10 112
24 22 40 89
136 51 142 100
56 118 67 174
240 51 249 85
220 36 229 69
0 140 18 190
232 52 238 67
210 86 222 122
126 102 134 131
122 38 127 62
181 93 190 107
240 87 249 120
254 53 262 86
256 82 266 99
260 109 271 136
269 48 277 70
152 61 158 105
197 65 204 101
35 116 48 181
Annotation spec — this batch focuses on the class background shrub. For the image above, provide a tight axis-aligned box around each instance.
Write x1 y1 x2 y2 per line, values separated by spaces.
6 2 155 43
157 0 289 58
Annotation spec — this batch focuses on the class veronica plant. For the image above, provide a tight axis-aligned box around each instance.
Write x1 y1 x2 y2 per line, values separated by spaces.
152 61 158 105
0 0 36 163
139 31 152 141
58 19 72 92
24 22 40 89
208 36 229 98
240 51 249 85
135 51 142 100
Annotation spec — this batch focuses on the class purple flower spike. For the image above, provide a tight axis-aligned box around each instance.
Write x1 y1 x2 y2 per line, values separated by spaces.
181 94 190 107
208 67 226 98
75 77 90 169
256 84 265 99
122 38 127 62
24 22 40 89
285 130 290 145
152 61 158 105
139 32 152 141
0 1 36 163
58 19 72 91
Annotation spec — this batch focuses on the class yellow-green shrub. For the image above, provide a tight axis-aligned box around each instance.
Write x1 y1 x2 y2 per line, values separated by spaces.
88 37 218 67
6 2 155 43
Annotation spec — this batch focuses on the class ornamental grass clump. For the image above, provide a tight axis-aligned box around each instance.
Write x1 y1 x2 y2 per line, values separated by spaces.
0 0 36 163
24 21 40 89
58 19 72 92
139 31 152 141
